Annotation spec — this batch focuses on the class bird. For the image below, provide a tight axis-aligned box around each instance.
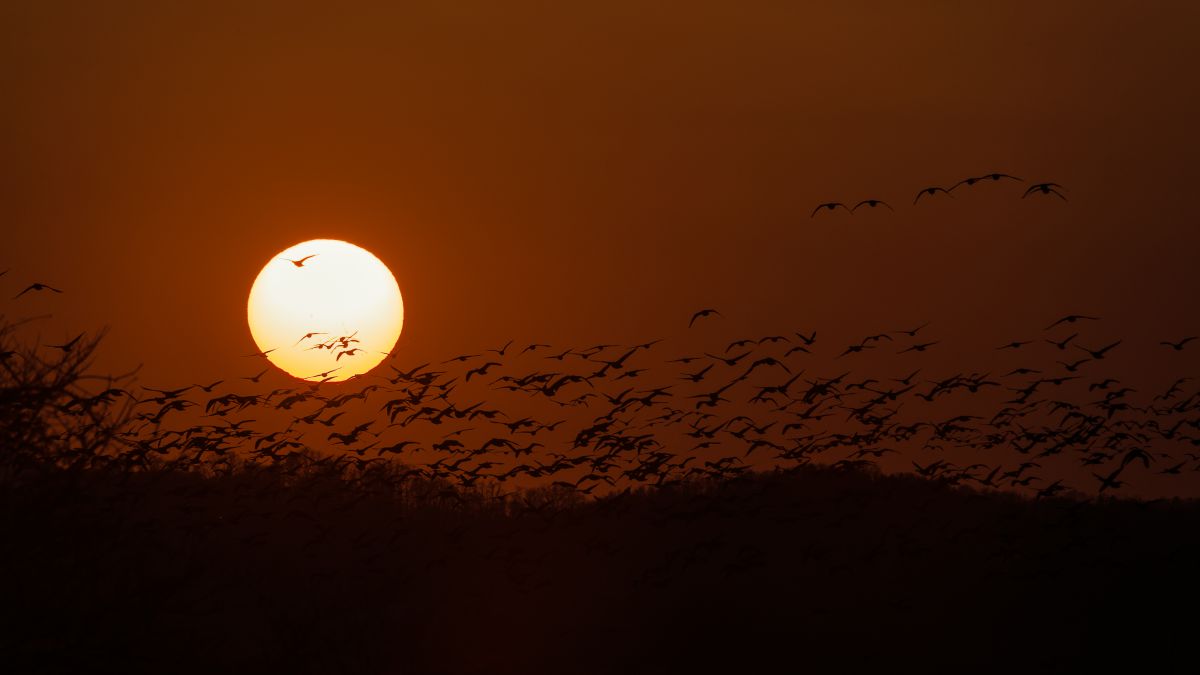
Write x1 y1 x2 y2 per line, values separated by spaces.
997 340 1032 350
336 348 364 361
14 282 62 299
1023 183 1067 201
893 322 929 338
898 341 938 354
851 199 893 213
293 332 327 345
810 202 850 217
1056 358 1092 373
1045 315 1099 330
1161 337 1198 351
950 173 1022 191
241 368 269 383
466 362 502 381
913 186 953 204
48 333 84 352
689 309 722 328
281 254 318 267
1045 333 1078 350
243 348 277 358
1075 340 1121 360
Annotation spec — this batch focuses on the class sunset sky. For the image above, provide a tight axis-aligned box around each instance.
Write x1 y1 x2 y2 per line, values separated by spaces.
3 1 1198 387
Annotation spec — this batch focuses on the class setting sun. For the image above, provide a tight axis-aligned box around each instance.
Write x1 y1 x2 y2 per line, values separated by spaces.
246 239 403 381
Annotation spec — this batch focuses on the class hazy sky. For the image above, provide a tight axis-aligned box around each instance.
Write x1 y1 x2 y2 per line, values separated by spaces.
3 1 1199 386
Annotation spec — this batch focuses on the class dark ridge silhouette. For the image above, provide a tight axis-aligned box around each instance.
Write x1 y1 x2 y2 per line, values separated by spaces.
2 312 1198 673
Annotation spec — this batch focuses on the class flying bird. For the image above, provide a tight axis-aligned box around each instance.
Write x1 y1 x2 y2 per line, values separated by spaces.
898 342 938 354
1161 337 1198 351
1023 183 1067 201
913 186 953 204
1045 333 1078 350
48 333 84 353
281 254 318 267
810 202 851 217
689 309 722 328
293 332 327 345
1075 340 1122 360
243 348 277 358
14 282 63 299
950 173 1022 190
851 199 893 213
1045 315 1099 330
241 368 269 383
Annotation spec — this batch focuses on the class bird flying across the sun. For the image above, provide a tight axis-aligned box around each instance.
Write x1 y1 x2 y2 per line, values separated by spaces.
810 202 851 217
281 254 318 267
950 173 1022 191
14 282 63 299
307 366 343 380
913 186 953 204
851 199 893 213
336 348 365 361
1023 182 1067 201
293 332 327 346
689 309 722 328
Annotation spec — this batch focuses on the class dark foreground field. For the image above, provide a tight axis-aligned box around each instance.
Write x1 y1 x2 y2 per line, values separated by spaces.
3 463 1196 674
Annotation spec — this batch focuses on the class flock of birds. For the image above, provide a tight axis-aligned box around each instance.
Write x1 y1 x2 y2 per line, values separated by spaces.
6 263 1198 502
810 172 1067 216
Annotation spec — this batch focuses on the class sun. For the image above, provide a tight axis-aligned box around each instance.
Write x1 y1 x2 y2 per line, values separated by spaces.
247 239 403 381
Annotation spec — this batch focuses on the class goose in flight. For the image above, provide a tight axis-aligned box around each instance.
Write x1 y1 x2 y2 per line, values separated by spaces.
281 254 318 267
1023 183 1067 201
913 186 953 204
689 309 722 328
810 202 850 217
1161 337 1197 351
14 282 63 298
950 173 1022 191
851 199 893 213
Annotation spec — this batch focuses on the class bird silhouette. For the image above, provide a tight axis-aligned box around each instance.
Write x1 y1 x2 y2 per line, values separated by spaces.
913 186 953 204
851 199 893 213
243 348 277 358
950 173 1022 191
898 341 938 354
1045 315 1099 330
1023 183 1067 201
281 254 318 267
810 202 851 217
689 309 722 328
1161 337 1198 351
293 332 327 345
241 368 269 383
1075 340 1121 360
14 282 62 298
48 333 84 352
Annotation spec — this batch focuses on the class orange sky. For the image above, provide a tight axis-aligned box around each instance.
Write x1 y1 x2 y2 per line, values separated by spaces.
2 1 1198 396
